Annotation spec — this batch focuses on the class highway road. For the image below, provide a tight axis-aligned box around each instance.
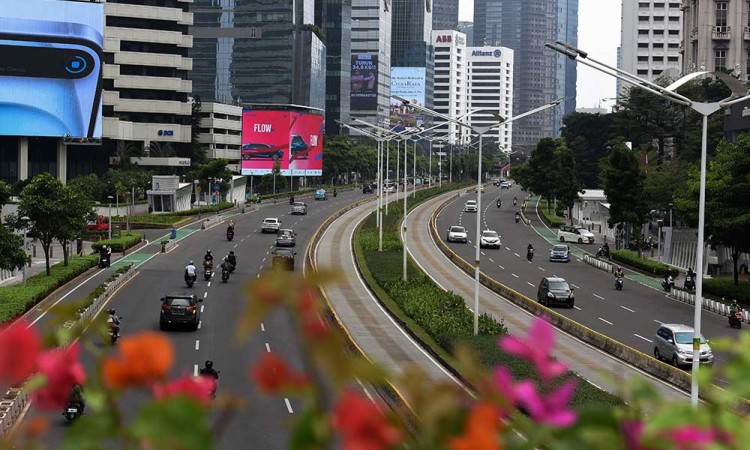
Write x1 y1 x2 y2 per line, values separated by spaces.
20 189 366 449
434 184 741 376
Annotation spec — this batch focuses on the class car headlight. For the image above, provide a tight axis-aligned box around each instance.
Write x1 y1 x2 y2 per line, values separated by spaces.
679 349 691 355
569 292 575 298
547 292 554 298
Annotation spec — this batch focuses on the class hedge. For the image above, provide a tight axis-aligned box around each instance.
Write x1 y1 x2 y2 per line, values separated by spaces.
0 255 99 323
76 264 133 316
703 278 750 304
537 198 566 228
91 232 143 253
112 202 235 226
610 249 675 277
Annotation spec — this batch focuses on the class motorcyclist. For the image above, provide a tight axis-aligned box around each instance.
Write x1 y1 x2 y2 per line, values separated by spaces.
731 299 741 315
185 260 197 280
496 199 502 208
227 219 235 231
526 243 534 260
685 267 696 289
515 210 521 222
220 257 232 276
333 188 338 197
602 242 610 257
204 250 213 263
289 195 295 205
663 272 674 290
614 266 624 279
227 251 237 270
67 384 85 414
513 197 517 207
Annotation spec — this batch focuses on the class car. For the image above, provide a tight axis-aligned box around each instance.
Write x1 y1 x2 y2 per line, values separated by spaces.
272 248 296 270
276 229 296 247
537 277 575 308
363 184 373 194
384 184 395 193
479 230 501 248
493 178 501 187
159 294 202 331
549 244 571 262
557 225 595 244
446 226 468 243
653 324 714 367
291 202 307 215
241 143 284 160
475 185 485 193
314 189 328 200
289 135 311 162
500 181 512 189
261 217 281 233
464 200 478 212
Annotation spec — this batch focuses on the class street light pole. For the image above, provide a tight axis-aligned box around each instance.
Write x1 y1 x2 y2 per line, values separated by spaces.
107 195 114 240
403 134 408 281
21 216 30 285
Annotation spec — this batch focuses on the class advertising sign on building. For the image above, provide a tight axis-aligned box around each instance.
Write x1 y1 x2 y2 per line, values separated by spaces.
350 54 379 110
390 67 426 128
241 110 324 176
0 0 104 138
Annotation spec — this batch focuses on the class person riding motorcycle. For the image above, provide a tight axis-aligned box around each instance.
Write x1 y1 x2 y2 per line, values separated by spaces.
333 188 338 197
731 299 741 315
185 260 197 280
67 384 85 415
602 242 610 256
289 195 295 205
496 199 502 208
515 210 521 222
513 197 517 207
526 243 534 260
107 308 121 331
227 219 235 231
199 360 220 379
663 272 674 290
204 250 214 263
227 251 237 270
685 268 696 290
614 266 624 279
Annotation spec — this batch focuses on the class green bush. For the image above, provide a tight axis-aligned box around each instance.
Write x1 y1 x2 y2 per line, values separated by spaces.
538 198 566 228
112 202 235 225
77 264 134 313
0 255 99 323
91 232 142 253
610 249 674 276
703 278 750 304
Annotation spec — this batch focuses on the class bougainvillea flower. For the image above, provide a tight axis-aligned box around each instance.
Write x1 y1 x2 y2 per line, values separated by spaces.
449 402 503 450
250 352 307 394
103 332 174 388
302 314 332 340
498 317 567 380
152 374 215 404
0 321 42 385
514 379 577 427
32 344 86 410
668 426 730 450
332 389 402 450
492 366 518 408
621 421 650 450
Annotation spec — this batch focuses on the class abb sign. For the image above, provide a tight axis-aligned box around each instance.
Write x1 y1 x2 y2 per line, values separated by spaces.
435 35 452 43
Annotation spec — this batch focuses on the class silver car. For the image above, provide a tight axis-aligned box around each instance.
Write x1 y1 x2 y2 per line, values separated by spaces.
291 202 307 215
276 229 296 247
446 226 468 243
479 230 501 249
549 244 571 262
653 324 713 367
261 218 280 233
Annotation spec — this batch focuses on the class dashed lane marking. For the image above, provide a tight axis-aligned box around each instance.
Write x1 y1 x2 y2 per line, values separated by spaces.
598 318 613 325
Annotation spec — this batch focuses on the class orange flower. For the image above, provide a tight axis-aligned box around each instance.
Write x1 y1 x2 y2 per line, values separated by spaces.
450 402 503 450
302 314 333 340
103 332 174 388
249 352 307 394
332 389 402 450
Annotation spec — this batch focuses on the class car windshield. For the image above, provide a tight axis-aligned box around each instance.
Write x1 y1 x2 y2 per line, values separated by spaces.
575 228 591 234
279 230 293 237
482 231 498 238
466 201 476 205
553 245 568 251
168 298 191 306
548 281 570 291
293 202 305 207
450 226 465 233
674 332 707 344
264 219 277 223
276 249 293 256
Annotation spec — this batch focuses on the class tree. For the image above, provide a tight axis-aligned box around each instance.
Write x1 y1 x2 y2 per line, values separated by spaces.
519 138 564 211
188 96 207 164
185 159 234 201
56 188 92 266
0 180 26 271
17 173 67 275
68 174 106 202
561 112 616 188
599 140 649 256
642 160 690 215
554 144 582 224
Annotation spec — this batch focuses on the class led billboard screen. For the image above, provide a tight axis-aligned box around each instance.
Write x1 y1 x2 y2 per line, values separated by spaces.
390 67 426 128
241 110 324 176
350 54 378 110
0 0 104 138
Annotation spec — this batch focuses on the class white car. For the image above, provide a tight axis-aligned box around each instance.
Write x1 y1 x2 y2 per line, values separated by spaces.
557 225 595 244
446 226 468 243
261 217 281 233
500 181 512 189
479 230 501 249
464 200 478 212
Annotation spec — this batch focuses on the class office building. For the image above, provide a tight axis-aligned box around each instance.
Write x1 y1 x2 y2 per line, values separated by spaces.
391 0 433 114
432 30 469 144
190 0 326 110
432 0 458 32
350 0 392 125
323 0 352 134
457 21 474 46
619 0 682 101
681 0 748 78
467 46 514 152
198 103 242 173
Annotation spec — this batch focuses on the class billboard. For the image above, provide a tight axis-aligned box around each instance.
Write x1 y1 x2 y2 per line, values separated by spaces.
390 67 426 128
350 54 378 110
241 110 324 176
0 0 104 138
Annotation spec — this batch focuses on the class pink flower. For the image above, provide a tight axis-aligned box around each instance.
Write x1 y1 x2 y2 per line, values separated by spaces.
152 374 215 404
0 321 42 385
499 317 567 380
492 366 517 407
32 344 86 410
668 426 731 450
514 379 577 427
621 421 651 450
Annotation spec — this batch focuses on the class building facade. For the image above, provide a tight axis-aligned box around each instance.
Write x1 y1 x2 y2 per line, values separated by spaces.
619 0 682 101
457 21 474 46
391 0 433 112
681 0 749 78
432 0 458 32
432 30 469 144
198 102 242 173
467 46 514 152
323 0 352 134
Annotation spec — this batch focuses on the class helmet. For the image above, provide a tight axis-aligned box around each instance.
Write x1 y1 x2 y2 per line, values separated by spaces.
617 266 622 270
205 360 213 369
207 250 212 254
229 251 235 255
189 260 194 265
108 309 116 315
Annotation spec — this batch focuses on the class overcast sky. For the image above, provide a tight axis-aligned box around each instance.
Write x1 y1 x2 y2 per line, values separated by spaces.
458 0 621 109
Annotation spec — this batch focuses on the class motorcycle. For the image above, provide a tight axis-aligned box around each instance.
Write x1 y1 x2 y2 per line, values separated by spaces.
596 247 610 259
227 259 236 273
515 214 520 223
496 200 502 209
221 267 230 283
203 261 213 280
513 199 517 207
185 272 197 288
684 275 695 292
98 253 110 269
526 248 534 262
63 401 82 423
108 316 121 344
614 276 624 291
227 229 234 241
661 276 674 292
729 310 742 329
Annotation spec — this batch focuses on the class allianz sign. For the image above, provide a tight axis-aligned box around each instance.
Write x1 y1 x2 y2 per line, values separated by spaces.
471 49 502 58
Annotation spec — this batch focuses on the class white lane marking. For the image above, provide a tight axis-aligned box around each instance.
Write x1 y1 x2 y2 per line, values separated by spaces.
498 265 505 270
284 398 294 414
593 294 605 300
208 282 212 287
204 291 208 298
481 251 485 256
28 269 104 326
654 319 663 324
620 305 635 313
511 273 519 278
193 364 199 377
571 284 580 289
256 274 260 279
259 265 264 270
526 282 534 287
200 305 204 313
598 318 613 325
241 238 246 242
538 266 546 271
265 343 271 353
234 244 238 248
262 258 266 262
261 323 265 332
198 321 202 330
489 258 495 262
505 246 510 251
266 251 270 255
573 306 582 311
634 334 653 343
514 252 520 258
195 340 200 350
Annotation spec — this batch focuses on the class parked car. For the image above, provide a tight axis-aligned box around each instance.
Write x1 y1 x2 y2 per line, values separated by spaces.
272 248 296 270
500 181 512 189
446 226 468 243
261 217 281 233
549 244 571 262
159 294 202 331
557 225 595 244
653 324 714 367
479 230 501 249
537 277 575 308
464 200 478 212
291 202 307 215
314 189 328 200
241 143 284 160
85 214 109 231
276 229 296 247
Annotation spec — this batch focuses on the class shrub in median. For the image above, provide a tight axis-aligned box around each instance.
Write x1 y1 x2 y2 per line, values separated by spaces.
91 232 142 253
537 198 566 228
610 249 674 277
703 278 750 304
0 255 99 323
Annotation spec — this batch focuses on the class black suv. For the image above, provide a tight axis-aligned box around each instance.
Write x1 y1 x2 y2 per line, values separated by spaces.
272 248 296 271
363 183 373 194
536 277 575 308
159 294 202 330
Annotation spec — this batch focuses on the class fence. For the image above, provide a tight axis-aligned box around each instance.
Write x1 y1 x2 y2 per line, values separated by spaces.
582 254 613 273
670 288 748 323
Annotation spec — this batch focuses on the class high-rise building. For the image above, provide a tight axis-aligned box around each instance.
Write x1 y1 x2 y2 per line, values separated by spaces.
190 0 326 110
350 0 392 125
457 21 474 46
432 30 469 144
323 0 352 135
467 46 514 152
391 0 433 114
472 0 576 152
681 0 748 79
619 0 682 101
432 0 458 31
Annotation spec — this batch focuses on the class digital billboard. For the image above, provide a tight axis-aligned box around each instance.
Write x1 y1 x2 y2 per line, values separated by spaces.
350 54 378 110
241 110 324 177
390 67 426 128
0 0 104 138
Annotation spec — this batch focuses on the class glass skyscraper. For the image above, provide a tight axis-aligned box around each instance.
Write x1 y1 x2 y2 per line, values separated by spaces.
323 0 352 134
391 0 434 111
432 0 458 32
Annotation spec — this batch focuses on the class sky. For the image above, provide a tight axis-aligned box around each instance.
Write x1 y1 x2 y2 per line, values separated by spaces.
458 0 622 110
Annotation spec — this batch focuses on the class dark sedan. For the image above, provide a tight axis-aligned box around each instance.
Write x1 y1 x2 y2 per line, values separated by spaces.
159 294 202 331
272 248 296 271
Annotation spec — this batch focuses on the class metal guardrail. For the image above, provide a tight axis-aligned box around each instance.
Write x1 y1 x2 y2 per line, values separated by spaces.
669 288 748 324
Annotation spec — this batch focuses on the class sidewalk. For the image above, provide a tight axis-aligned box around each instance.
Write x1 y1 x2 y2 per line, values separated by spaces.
0 241 97 287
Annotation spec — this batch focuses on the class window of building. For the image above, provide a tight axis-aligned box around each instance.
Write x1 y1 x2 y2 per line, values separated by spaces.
668 29 679 35
669 16 680 21
668 56 679 62
637 69 649 75
747 51 750 81
638 56 649 61
638 29 649 35
639 16 650 21
654 29 664 35
638 2 649 6
715 49 726 70
638 43 649 48
654 16 664 21
715 2 727 30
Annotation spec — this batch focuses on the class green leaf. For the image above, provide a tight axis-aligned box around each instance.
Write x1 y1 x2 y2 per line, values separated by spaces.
131 397 213 450
288 406 329 450
60 410 119 450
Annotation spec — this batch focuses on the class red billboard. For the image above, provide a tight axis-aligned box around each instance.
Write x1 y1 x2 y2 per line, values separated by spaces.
241 110 324 176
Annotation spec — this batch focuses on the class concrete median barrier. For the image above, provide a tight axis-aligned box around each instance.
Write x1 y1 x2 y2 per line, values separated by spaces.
583 254 613 273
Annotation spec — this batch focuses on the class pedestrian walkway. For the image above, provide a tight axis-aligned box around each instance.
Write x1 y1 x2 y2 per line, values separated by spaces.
0 241 96 287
